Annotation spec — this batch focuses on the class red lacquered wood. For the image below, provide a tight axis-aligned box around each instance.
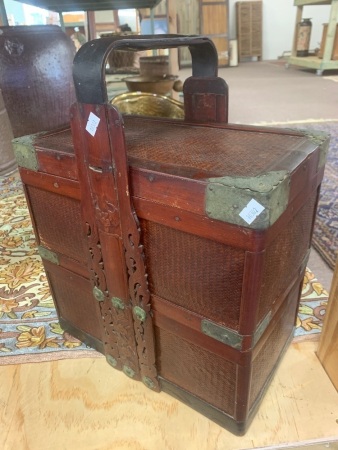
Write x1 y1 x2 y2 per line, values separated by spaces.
234 364 252 422
19 168 80 200
184 77 228 123
238 250 265 335
133 197 267 251
106 104 160 390
151 294 253 353
56 254 89 279
70 103 124 369
153 309 252 367
36 149 78 180
130 167 206 215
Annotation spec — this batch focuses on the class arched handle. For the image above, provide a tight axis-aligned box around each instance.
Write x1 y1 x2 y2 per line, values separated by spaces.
73 34 219 105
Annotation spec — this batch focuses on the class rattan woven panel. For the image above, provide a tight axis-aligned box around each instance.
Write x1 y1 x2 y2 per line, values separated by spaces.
155 326 237 416
35 128 74 154
47 268 102 340
123 117 305 178
26 185 87 263
257 190 317 322
34 119 307 179
141 220 245 330
249 283 299 408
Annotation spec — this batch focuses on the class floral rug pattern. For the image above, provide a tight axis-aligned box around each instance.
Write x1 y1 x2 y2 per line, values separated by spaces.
0 173 329 364
0 174 96 363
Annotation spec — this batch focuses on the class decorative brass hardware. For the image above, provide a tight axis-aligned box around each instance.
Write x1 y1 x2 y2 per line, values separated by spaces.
111 297 125 310
37 246 59 265
202 312 273 350
142 376 155 390
123 365 135 378
201 320 243 349
93 286 105 302
133 306 147 322
300 129 330 169
253 312 272 346
12 133 41 171
106 355 117 367
206 170 290 230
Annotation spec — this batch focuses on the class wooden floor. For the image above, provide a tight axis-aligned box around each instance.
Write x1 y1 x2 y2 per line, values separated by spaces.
1 340 338 450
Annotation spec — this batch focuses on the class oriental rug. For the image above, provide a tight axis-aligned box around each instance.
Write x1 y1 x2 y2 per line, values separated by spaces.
0 170 329 365
255 119 338 270
293 121 338 270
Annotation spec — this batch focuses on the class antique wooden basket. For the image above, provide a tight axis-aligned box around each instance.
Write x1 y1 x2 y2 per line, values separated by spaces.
13 35 329 435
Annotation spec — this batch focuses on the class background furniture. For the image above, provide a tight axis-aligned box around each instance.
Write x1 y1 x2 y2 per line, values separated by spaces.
3 0 164 12
318 22 338 59
288 0 338 75
176 0 230 68
236 1 262 62
318 260 338 391
0 0 164 33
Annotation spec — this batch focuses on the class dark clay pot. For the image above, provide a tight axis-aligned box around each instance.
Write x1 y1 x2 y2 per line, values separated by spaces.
0 88 15 175
0 25 76 137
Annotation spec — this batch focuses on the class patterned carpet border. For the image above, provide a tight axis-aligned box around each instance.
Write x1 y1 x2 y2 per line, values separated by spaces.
294 121 337 270
0 158 330 365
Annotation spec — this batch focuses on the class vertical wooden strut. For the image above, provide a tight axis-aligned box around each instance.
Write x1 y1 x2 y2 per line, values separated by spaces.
71 101 159 391
70 35 226 393
106 105 159 391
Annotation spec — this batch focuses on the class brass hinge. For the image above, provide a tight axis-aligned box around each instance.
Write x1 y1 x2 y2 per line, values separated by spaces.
252 312 272 347
38 246 59 265
201 320 243 349
201 312 272 350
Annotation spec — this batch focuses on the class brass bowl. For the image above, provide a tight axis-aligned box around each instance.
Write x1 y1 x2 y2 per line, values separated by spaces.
111 92 184 119
123 75 178 95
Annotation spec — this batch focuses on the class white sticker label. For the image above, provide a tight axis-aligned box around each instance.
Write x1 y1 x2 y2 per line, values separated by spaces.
86 112 100 136
239 199 265 225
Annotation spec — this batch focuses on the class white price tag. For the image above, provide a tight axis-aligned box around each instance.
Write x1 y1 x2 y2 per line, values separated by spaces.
86 112 100 137
239 199 265 225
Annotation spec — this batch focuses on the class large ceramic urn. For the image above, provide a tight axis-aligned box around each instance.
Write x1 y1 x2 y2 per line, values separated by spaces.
0 88 15 175
0 25 76 137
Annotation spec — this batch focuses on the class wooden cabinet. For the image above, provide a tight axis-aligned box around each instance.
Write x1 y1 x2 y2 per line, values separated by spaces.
177 0 200 68
200 0 229 67
236 1 262 61
318 23 338 60
288 0 338 75
177 0 229 68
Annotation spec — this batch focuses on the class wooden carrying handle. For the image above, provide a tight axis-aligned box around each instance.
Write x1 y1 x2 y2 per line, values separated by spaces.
73 34 218 104
73 34 228 123
71 35 227 388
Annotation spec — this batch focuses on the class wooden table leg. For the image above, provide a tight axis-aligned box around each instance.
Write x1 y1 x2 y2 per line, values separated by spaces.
317 259 338 391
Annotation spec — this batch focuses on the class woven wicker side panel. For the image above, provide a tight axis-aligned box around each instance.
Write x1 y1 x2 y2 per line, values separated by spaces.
26 185 87 264
140 220 245 330
258 191 317 322
249 283 299 409
47 268 102 340
155 326 237 416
